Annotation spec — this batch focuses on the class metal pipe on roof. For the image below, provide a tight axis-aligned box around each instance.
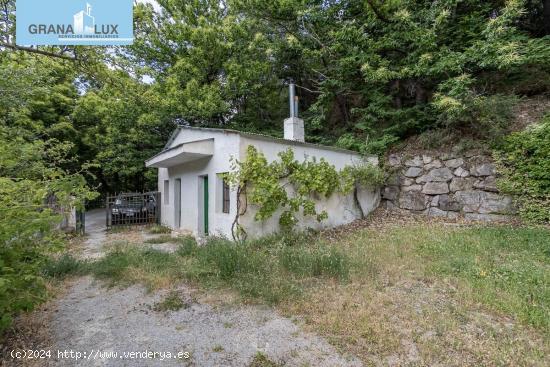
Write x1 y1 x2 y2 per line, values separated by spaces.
289 83 296 117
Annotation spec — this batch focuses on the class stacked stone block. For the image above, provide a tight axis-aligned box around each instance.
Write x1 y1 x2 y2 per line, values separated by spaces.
382 152 515 221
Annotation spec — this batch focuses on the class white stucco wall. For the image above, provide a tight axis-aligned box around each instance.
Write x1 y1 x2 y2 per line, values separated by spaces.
157 129 240 238
153 127 380 239
237 135 379 238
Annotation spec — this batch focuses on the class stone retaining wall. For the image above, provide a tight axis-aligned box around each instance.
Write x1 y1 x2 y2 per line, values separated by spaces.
382 151 516 221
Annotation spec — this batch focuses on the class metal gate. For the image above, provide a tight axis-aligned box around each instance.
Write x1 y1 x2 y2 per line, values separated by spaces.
106 192 161 228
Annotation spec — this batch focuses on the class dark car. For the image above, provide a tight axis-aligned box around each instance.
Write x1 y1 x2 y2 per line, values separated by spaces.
111 193 157 224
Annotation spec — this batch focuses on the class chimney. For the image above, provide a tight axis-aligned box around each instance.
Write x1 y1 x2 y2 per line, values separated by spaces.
284 83 305 142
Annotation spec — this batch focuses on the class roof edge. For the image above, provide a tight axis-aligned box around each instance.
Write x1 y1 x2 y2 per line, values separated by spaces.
174 126 371 157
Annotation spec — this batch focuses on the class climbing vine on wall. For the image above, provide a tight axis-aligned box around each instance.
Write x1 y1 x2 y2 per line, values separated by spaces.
227 146 385 240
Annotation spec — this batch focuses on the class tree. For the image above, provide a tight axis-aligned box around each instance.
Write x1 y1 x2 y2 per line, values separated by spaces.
128 0 288 133
73 73 175 192
0 52 95 332
127 0 549 153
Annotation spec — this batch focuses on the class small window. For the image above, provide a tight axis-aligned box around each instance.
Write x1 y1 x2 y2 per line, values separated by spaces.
164 180 169 204
222 178 230 214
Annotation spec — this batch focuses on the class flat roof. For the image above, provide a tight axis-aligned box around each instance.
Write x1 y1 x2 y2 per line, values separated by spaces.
146 138 214 168
162 126 365 156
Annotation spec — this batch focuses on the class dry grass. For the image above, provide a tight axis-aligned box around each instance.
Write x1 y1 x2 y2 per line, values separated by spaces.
35 210 549 366
0 278 72 367
280 213 550 366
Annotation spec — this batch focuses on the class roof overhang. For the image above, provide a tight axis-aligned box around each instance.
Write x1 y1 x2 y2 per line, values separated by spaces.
145 138 214 168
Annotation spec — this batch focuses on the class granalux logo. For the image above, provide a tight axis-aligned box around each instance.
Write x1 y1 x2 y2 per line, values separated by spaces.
16 0 133 46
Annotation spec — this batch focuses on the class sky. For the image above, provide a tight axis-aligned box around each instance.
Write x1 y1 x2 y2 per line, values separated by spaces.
136 0 161 12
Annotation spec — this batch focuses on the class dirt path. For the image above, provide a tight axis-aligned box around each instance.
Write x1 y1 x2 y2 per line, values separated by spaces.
42 213 361 366
79 209 107 259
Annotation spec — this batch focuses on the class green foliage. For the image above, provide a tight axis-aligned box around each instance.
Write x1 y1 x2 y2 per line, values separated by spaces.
0 53 96 334
227 0 548 152
72 76 174 193
495 114 550 223
228 145 384 235
131 0 287 129
198 238 251 279
433 75 519 139
341 163 386 190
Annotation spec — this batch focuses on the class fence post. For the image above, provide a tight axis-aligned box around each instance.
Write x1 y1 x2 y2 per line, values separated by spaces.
105 195 109 228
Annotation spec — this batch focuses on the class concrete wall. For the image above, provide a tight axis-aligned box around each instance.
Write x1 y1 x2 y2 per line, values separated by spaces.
155 128 381 238
157 129 240 238
238 136 380 238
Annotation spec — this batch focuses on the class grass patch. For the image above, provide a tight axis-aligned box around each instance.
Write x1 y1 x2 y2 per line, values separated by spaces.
342 224 550 332
280 245 349 279
282 222 550 366
176 236 198 256
153 291 187 312
148 225 171 234
87 247 185 290
43 222 549 365
415 226 550 331
144 234 175 244
212 345 224 352
77 232 348 304
46 226 549 333
42 254 85 279
248 352 281 367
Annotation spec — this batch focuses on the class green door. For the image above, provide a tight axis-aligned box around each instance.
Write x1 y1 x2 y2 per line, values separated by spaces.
203 176 209 235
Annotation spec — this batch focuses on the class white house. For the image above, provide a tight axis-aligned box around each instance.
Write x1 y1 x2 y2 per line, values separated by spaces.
145 86 380 238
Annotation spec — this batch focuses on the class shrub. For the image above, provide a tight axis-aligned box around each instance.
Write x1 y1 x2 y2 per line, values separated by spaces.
495 114 550 223
434 75 518 140
0 179 90 334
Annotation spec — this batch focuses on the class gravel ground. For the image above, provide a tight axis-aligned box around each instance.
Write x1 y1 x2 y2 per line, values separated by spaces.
46 277 361 367
37 210 362 367
79 209 108 259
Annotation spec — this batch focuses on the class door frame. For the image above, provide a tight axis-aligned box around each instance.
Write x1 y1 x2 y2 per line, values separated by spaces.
202 175 209 235
174 178 181 228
